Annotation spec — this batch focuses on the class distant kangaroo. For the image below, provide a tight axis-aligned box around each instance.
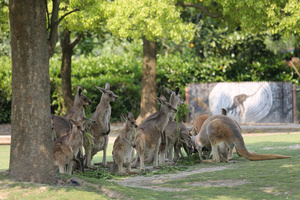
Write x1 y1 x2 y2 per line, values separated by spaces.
195 110 291 162
53 119 85 174
134 96 177 171
84 83 118 168
110 112 138 175
52 85 92 139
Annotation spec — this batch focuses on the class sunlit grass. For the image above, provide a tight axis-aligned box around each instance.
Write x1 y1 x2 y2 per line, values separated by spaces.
1 133 300 199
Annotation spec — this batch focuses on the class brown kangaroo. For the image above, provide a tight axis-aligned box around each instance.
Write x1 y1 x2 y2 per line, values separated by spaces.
134 96 177 171
84 83 118 168
192 114 210 136
110 112 138 175
52 85 92 139
53 119 85 174
198 113 291 162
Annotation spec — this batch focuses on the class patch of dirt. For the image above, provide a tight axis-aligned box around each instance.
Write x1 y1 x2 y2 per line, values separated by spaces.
186 179 249 187
113 165 236 191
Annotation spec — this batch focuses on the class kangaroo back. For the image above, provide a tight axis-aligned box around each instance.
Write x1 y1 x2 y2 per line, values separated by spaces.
211 115 291 161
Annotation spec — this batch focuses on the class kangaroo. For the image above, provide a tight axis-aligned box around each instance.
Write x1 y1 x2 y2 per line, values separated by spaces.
167 87 185 121
53 119 85 174
174 129 193 160
110 112 138 175
134 96 177 171
193 108 228 161
197 112 291 162
52 85 92 139
192 114 210 136
84 83 118 168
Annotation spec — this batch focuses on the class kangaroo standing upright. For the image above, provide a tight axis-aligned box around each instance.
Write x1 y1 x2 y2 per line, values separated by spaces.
134 96 177 171
110 112 138 175
52 85 92 139
84 83 118 168
159 87 185 163
53 119 85 174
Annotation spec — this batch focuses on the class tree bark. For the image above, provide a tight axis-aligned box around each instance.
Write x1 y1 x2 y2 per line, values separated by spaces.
136 36 158 124
9 0 56 184
61 29 74 112
61 29 82 112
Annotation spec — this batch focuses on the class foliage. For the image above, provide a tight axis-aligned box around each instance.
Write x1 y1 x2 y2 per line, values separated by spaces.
104 0 195 43
0 56 11 124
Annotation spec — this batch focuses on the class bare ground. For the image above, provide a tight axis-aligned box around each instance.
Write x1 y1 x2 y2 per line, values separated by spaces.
111 164 249 191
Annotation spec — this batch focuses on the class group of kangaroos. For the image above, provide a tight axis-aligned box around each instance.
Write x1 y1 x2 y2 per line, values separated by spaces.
51 83 291 175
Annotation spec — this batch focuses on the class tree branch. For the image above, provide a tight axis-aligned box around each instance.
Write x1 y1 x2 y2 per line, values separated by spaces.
56 9 80 27
162 41 170 57
290 61 300 78
175 2 223 18
48 0 60 56
70 33 83 49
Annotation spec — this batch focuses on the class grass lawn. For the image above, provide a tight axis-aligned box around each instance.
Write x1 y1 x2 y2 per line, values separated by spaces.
1 132 300 200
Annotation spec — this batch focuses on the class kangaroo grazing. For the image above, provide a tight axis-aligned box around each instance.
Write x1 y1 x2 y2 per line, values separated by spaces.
193 108 228 161
53 119 85 174
110 112 138 175
52 85 92 139
134 96 177 171
173 128 194 160
164 121 193 162
84 83 118 168
196 111 291 162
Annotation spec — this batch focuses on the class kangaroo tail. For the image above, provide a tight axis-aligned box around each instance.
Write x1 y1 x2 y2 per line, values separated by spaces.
235 139 291 161
109 161 118 173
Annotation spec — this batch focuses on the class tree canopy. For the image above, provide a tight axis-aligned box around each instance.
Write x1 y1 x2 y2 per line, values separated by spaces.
104 0 195 43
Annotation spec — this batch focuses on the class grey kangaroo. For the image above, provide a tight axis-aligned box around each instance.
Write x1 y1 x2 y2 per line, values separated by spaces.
53 119 85 174
110 112 138 175
134 96 177 171
84 83 118 168
52 85 92 139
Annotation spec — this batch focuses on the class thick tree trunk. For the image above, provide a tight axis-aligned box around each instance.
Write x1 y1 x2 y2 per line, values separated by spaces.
136 36 158 124
9 0 56 184
61 29 74 112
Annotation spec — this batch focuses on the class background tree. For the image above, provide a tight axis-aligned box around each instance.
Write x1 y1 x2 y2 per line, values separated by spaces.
9 0 55 183
104 0 194 123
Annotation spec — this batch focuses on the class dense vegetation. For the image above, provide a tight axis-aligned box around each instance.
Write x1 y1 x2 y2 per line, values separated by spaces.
0 7 299 123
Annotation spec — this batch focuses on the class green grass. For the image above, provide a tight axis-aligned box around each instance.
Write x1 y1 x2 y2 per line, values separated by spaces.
1 133 300 199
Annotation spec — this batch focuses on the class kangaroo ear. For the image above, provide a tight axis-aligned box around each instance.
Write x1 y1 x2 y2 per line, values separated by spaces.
121 114 127 121
105 82 110 90
128 112 134 119
157 96 165 104
222 108 227 115
96 86 105 93
175 87 179 95
69 119 76 125
166 88 173 95
78 85 82 95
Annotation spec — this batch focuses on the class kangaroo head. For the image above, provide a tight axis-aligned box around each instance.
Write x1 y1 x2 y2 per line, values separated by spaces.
168 87 184 106
70 119 85 135
157 96 177 115
96 83 118 102
74 85 92 106
123 112 138 129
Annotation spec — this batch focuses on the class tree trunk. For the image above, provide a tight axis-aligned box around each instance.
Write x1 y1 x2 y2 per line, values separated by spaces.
9 0 56 184
61 29 74 112
136 36 158 124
